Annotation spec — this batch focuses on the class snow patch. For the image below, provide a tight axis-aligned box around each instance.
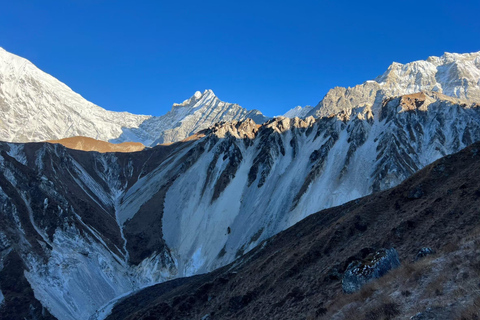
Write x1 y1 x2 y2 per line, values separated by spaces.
6 143 27 165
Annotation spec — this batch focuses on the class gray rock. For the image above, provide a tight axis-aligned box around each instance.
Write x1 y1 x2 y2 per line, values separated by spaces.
342 248 400 293
414 247 436 261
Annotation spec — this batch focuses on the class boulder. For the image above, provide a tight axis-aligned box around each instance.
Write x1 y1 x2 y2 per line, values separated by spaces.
342 248 400 293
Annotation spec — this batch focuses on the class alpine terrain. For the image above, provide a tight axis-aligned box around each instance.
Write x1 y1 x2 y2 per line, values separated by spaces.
0 50 479 319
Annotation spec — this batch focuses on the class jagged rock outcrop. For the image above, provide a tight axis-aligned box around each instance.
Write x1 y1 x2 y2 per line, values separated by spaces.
414 247 436 262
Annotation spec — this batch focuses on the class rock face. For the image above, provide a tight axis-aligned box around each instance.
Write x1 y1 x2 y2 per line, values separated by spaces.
0 48 268 146
308 51 480 118
342 248 400 293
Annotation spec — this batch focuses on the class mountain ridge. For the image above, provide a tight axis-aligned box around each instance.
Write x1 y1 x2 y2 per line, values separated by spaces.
306 51 480 119
111 89 269 146
2 48 480 147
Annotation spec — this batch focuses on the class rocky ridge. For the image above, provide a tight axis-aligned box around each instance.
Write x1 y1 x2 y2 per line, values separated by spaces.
47 136 145 153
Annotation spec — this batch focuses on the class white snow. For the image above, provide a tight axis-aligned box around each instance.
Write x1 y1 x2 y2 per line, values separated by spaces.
283 105 314 118
0 47 150 144
112 89 268 146
24 227 150 320
6 143 27 165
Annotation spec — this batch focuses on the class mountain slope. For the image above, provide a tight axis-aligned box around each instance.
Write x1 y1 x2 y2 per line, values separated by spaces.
106 139 480 320
0 47 150 142
0 90 479 319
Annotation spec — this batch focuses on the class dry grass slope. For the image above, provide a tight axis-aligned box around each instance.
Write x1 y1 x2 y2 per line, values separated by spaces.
47 136 145 153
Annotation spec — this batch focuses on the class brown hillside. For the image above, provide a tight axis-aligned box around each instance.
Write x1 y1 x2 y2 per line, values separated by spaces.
47 136 145 153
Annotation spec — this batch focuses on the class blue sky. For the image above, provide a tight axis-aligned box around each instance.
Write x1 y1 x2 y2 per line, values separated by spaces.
1 0 479 117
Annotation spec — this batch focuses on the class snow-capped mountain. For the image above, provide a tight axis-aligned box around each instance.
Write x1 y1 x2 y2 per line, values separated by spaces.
0 47 150 143
0 48 268 146
307 51 480 118
1 89 480 319
111 89 268 146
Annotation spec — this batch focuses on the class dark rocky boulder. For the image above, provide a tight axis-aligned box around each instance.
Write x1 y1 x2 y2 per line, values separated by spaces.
342 248 400 293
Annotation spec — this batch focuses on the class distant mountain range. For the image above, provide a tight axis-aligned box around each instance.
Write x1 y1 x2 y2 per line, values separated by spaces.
0 48 480 320
0 47 268 146
1 47 479 147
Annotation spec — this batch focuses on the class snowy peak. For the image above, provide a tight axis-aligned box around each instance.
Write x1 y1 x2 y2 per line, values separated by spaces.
0 47 150 143
113 89 270 146
310 51 480 118
283 105 314 118
376 51 480 100
172 89 215 108
0 48 268 146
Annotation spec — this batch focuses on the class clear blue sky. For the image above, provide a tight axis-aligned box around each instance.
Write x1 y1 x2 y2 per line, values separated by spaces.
1 0 479 117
